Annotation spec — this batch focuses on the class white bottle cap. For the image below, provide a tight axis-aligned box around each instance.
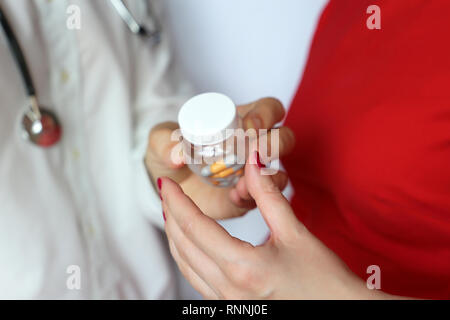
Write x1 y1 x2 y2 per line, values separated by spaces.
178 93 238 145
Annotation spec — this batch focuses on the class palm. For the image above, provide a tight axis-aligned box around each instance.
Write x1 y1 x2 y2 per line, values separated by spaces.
180 169 246 220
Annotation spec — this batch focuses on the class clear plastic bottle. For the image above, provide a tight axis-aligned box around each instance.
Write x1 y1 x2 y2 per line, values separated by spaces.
178 93 244 188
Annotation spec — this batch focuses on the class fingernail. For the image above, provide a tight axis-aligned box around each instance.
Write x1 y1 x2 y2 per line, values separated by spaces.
255 151 266 168
163 211 166 222
157 178 162 191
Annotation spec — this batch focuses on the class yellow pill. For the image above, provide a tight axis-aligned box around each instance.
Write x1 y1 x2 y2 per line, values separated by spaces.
210 162 228 174
211 164 244 179
201 154 238 177
212 167 235 179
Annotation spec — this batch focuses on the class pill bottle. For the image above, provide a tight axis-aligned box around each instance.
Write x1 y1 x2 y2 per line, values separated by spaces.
178 93 244 187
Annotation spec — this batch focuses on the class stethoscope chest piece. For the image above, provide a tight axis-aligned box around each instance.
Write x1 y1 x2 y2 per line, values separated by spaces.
22 107 62 148
1 6 62 148
2 1 158 149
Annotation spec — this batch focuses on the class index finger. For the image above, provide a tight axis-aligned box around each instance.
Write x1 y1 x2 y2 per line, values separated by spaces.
160 177 251 263
244 152 302 240
238 97 286 131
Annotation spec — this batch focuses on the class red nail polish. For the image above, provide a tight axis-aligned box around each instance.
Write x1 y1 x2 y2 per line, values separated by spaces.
157 178 162 191
255 152 266 168
163 211 166 222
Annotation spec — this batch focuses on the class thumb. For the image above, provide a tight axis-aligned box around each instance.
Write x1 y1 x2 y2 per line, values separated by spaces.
245 151 305 241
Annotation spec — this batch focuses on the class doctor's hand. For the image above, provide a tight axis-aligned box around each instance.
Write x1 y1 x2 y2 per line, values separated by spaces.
145 98 295 220
159 151 390 300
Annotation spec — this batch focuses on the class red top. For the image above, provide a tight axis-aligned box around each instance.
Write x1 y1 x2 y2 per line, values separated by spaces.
283 0 450 299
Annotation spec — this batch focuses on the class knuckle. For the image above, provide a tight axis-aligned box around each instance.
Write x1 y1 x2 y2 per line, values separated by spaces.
254 98 285 122
148 132 163 151
148 122 179 147
280 127 295 150
179 218 195 238
224 261 249 285
225 259 261 291
227 263 271 297
265 97 285 117
261 180 281 195
274 173 288 191
261 97 284 110
148 123 165 143
220 249 273 298
275 134 286 156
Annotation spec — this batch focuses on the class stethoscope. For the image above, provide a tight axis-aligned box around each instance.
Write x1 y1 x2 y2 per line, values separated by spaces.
0 0 161 148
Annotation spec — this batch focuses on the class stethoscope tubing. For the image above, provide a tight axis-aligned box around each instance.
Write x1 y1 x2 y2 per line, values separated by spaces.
0 0 160 129
0 6 36 98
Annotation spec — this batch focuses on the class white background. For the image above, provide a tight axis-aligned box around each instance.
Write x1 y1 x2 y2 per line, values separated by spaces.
163 0 328 298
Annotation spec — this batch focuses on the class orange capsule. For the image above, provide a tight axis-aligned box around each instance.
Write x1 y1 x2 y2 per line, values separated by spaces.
201 155 238 177
211 164 244 179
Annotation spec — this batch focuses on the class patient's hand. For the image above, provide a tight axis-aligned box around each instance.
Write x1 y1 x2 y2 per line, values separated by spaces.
160 151 391 300
145 98 295 220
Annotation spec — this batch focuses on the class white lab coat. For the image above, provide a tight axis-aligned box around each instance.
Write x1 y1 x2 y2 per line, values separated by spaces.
0 0 192 299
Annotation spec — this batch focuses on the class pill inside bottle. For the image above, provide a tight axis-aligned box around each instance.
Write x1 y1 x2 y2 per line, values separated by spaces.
178 93 245 187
